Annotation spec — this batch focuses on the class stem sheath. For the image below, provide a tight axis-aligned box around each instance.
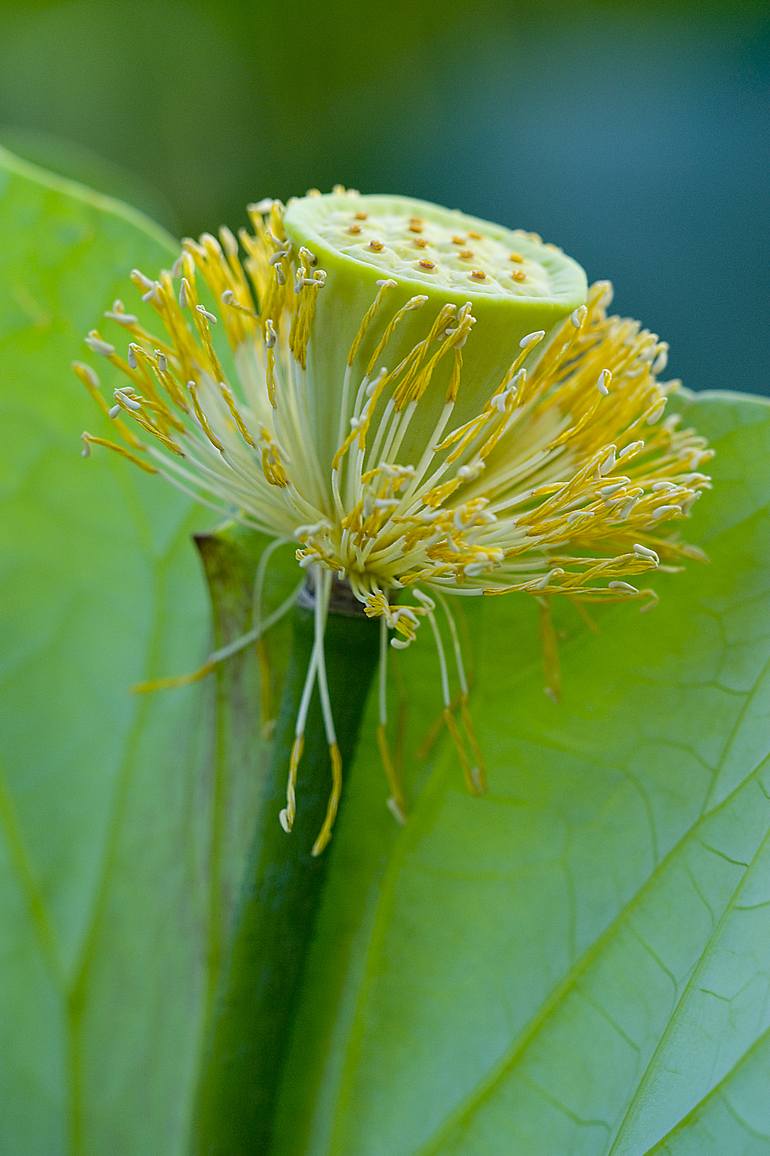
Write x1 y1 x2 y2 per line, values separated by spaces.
191 552 379 1155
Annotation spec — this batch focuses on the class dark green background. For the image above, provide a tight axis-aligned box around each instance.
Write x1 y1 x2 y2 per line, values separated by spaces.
1 0 767 395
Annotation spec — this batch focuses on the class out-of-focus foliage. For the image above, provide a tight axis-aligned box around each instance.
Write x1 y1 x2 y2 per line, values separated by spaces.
274 391 770 1156
0 150 222 1153
0 0 768 396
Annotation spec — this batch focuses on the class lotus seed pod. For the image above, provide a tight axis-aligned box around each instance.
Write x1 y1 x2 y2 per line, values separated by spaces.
282 191 588 465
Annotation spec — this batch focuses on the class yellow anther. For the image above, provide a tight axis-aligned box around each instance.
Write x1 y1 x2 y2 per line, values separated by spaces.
80 432 157 474
312 743 343 856
188 382 224 452
74 362 145 450
279 736 305 833
347 278 395 367
259 426 289 487
220 383 256 447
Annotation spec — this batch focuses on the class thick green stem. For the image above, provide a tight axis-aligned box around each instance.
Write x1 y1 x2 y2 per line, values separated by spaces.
191 537 379 1155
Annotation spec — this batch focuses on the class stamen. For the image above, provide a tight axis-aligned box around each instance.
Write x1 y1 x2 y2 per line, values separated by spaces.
85 334 116 358
347 278 396 366
80 432 157 473
417 592 483 794
309 570 344 855
633 543 660 564
312 743 343 856
279 632 319 835
438 593 486 791
279 737 305 833
376 615 407 820
539 598 561 702
597 369 612 395
134 581 301 694
188 382 224 452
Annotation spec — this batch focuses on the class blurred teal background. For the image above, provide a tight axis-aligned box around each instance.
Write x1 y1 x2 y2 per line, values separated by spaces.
1 0 767 395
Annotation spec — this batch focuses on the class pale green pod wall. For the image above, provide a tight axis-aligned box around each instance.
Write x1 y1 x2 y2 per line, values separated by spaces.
283 192 588 467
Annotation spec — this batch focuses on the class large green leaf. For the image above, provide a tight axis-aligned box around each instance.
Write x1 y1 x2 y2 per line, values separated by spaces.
273 392 770 1155
3 146 769 1155
0 149 278 1154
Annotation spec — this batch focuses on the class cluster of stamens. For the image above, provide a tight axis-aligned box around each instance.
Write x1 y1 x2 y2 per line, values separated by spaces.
77 188 712 852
